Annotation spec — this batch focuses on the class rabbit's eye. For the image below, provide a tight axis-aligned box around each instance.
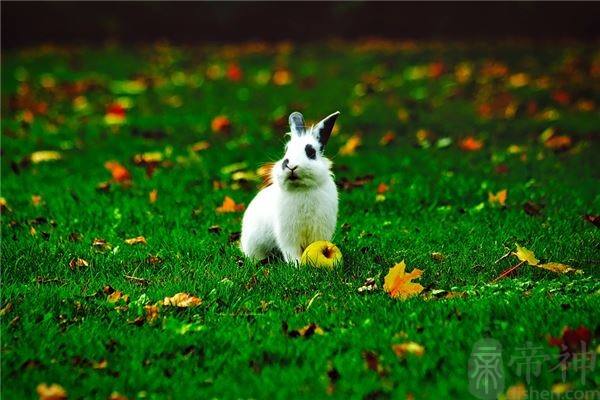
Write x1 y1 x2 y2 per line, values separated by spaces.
305 144 316 160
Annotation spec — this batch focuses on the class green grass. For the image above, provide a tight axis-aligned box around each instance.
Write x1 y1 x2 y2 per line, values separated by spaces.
1 41 599 399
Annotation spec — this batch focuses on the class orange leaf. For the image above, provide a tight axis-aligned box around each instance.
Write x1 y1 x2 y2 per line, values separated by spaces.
211 115 231 133
216 196 245 213
391 342 425 357
459 137 483 152
104 161 131 183
544 135 572 151
376 183 389 195
379 131 396 146
488 189 507 206
383 261 424 300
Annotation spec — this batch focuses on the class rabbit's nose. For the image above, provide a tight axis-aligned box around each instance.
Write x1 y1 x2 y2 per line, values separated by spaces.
282 159 297 171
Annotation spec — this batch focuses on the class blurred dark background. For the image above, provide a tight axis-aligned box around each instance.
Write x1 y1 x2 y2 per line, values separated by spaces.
2 1 600 48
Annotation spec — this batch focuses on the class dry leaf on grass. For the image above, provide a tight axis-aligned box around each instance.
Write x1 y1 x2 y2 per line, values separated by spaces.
36 383 67 400
144 304 159 323
104 161 131 183
383 261 424 300
458 137 483 152
68 258 89 270
391 342 425 357
504 383 527 400
284 322 324 338
216 196 245 213
538 262 583 275
211 115 231 133
149 189 158 204
124 236 147 245
163 293 202 308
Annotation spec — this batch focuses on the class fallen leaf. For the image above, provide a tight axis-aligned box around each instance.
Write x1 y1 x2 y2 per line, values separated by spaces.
211 115 231 133
105 103 126 125
544 135 572 151
513 243 539 266
109 392 128 400
144 304 159 323
284 322 324 338
133 152 163 165
430 252 445 262
149 189 158 204
504 383 527 400
523 201 544 216
383 261 424 300
107 290 129 304
272 68 293 86
551 383 572 395
92 359 108 369
548 325 591 363
190 141 210 152
338 175 374 191
339 134 362 155
124 236 147 245
376 183 389 195
583 214 599 228
0 302 13 316
36 383 67 400
537 262 583 275
30 151 62 164
357 277 378 293
216 196 245 213
362 350 386 376
379 131 396 146
391 342 425 357
227 62 243 82
92 238 112 252
0 197 9 213
458 137 483 152
163 293 202 308
68 258 89 270
104 161 131 183
488 189 507 206
31 195 43 207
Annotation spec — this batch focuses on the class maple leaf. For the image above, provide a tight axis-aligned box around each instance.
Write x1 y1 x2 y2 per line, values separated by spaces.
383 261 424 300
104 161 131 183
163 293 202 308
36 383 67 400
513 243 539 266
488 189 507 206
216 196 245 213
391 342 425 357
339 135 362 155
458 137 483 152
538 262 583 275
124 236 147 245
30 150 62 164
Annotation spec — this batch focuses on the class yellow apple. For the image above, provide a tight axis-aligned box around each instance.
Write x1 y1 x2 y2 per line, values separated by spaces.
301 241 343 269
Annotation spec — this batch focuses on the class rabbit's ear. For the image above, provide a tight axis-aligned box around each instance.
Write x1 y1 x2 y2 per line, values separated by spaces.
288 111 306 136
312 111 340 148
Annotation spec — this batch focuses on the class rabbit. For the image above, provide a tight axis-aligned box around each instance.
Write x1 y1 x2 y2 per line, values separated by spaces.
241 111 340 263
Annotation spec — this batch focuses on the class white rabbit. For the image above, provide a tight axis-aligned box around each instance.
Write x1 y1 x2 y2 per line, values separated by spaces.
241 111 340 263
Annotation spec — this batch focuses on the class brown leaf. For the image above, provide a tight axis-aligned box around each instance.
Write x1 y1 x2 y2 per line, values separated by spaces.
211 115 231 134
537 262 583 275
544 135 572 151
92 238 112 252
124 236 147 245
338 175 374 191
379 131 396 146
107 290 129 304
68 258 89 270
190 141 210 152
583 214 599 228
92 359 107 369
36 383 67 400
523 201 544 216
109 392 128 400
163 293 202 308
284 322 325 338
144 304 159 323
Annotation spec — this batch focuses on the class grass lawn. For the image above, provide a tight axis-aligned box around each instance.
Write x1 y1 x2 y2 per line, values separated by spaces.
1 41 599 399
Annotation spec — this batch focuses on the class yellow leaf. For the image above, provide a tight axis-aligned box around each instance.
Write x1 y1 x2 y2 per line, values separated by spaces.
538 262 583 275
391 342 425 357
163 293 202 308
149 189 158 204
144 304 159 323
216 196 245 213
514 243 539 266
36 383 67 400
124 236 147 245
339 135 362 155
190 141 210 152
488 189 507 206
107 291 128 304
30 151 62 164
383 261 424 300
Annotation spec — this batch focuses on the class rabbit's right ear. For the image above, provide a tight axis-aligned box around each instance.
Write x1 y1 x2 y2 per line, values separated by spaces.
288 111 306 136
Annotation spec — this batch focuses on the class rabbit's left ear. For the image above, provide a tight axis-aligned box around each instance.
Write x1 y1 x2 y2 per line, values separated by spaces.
312 111 340 148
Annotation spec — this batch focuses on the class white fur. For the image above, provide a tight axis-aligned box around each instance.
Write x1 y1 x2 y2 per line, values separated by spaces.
241 112 339 263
